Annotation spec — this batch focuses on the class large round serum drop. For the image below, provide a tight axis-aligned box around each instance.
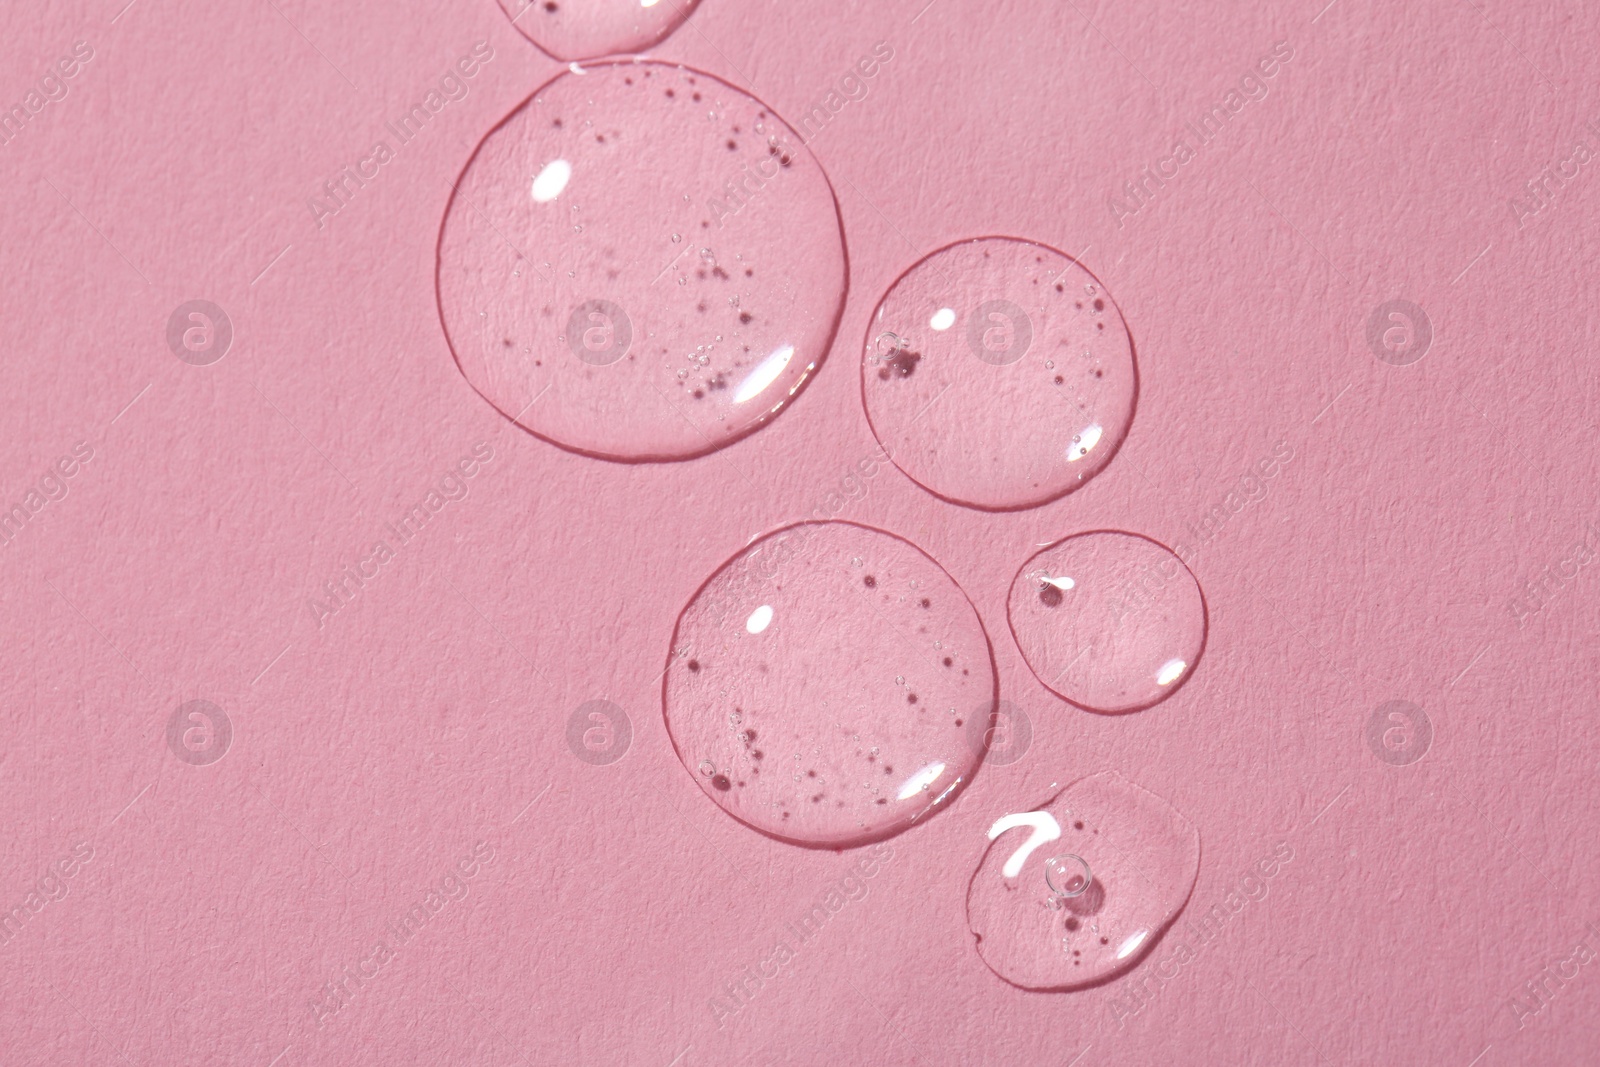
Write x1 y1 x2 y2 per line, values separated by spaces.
967 772 1201 991
861 236 1137 510
494 0 702 62
663 522 997 848
1009 531 1206 713
438 60 846 461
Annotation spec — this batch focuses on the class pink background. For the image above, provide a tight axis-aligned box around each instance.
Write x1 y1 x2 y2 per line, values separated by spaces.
3 0 1598 1063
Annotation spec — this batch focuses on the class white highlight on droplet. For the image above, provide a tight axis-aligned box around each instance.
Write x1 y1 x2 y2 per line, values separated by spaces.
641 0 661 6
1043 575 1076 590
531 159 572 203
931 776 964 806
745 604 774 634
733 343 794 403
929 307 956 331
1067 423 1103 462
1156 659 1187 686
987 810 1061 878
1116 929 1150 960
896 761 946 801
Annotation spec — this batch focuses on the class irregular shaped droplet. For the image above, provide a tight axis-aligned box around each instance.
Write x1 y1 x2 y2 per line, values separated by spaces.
1009 531 1205 713
861 236 1136 510
438 60 845 462
967 771 1200 991
663 521 996 847
495 0 702 62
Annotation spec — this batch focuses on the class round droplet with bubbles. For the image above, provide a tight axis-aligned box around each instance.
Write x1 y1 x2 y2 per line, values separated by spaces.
494 0 702 62
438 60 846 462
967 771 1200 991
1009 531 1205 713
662 521 997 848
861 236 1137 510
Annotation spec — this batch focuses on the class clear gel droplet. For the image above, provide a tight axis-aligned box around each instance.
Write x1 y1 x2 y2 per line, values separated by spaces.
438 60 846 462
967 771 1200 991
663 521 996 848
1009 531 1205 713
494 0 701 62
861 236 1136 510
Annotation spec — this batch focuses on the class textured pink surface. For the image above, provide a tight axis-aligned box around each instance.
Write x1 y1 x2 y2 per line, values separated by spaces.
3 0 1600 1064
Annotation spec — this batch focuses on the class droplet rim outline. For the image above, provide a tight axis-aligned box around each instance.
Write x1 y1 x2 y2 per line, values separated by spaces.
493 0 704 64
660 518 999 850
1007 528 1208 715
434 56 851 465
964 770 1202 993
857 234 1141 512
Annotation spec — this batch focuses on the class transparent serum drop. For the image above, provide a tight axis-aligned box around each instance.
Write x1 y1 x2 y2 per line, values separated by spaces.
860 236 1136 510
662 521 997 848
966 771 1200 991
493 0 702 62
1009 531 1206 713
438 60 846 462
